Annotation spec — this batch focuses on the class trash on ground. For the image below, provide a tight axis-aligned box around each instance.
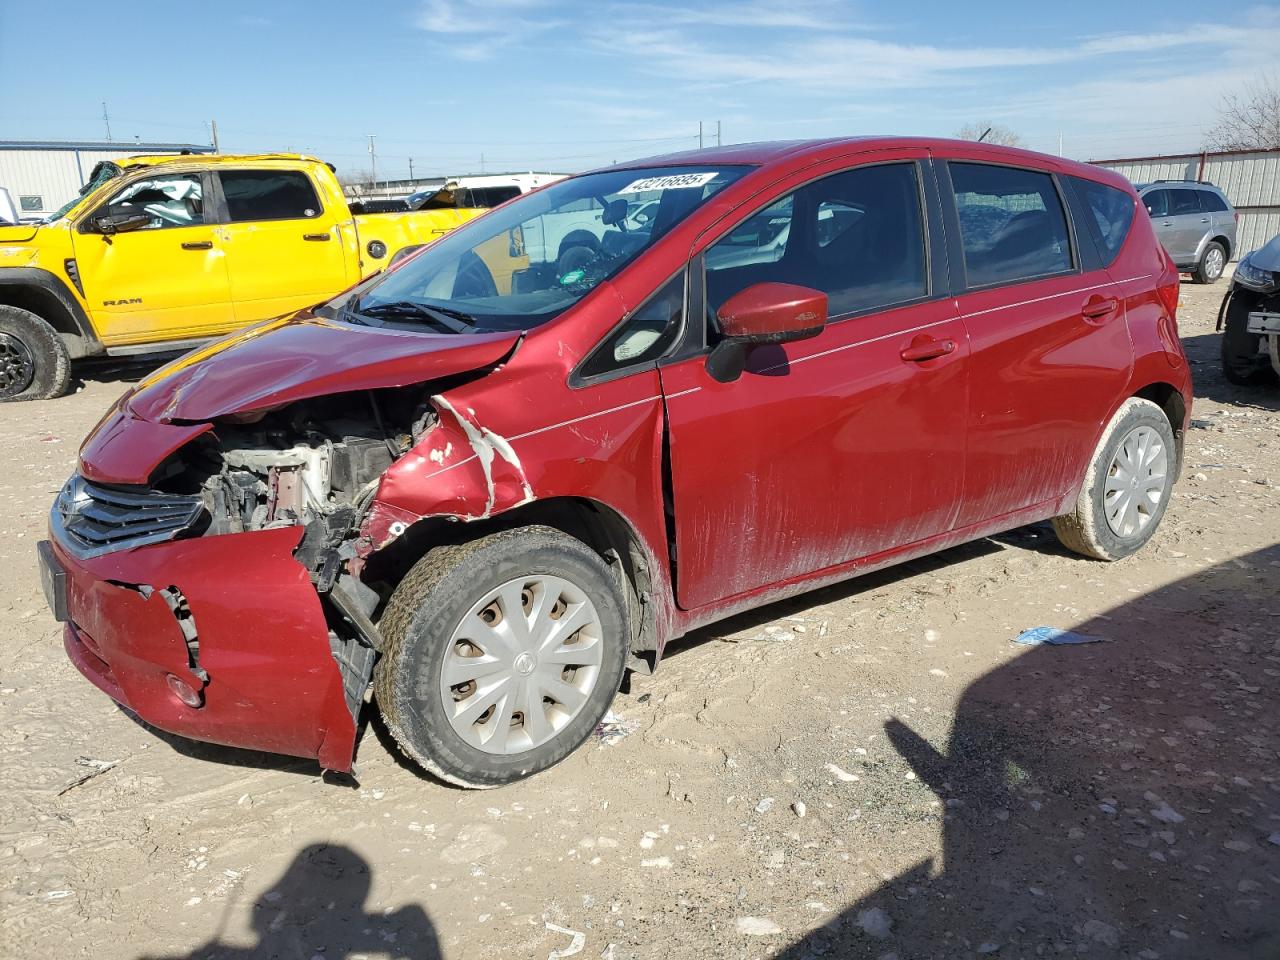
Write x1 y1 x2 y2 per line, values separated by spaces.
1013 626 1106 646
545 922 586 959
594 710 639 746
56 757 120 796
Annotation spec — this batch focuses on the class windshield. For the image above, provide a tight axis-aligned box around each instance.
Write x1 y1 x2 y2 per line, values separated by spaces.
45 161 122 223
352 165 749 332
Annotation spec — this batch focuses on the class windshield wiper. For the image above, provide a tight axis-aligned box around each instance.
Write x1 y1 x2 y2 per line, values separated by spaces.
355 299 474 333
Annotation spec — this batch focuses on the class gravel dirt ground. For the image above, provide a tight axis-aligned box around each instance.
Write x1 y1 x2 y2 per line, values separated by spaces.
2 274 1278 960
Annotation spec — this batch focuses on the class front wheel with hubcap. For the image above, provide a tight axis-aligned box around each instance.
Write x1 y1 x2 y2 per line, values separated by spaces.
375 526 629 787
1052 397 1177 561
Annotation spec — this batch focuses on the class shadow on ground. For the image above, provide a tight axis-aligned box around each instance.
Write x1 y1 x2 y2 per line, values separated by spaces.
137 843 440 960
1181 329 1280 412
774 545 1280 959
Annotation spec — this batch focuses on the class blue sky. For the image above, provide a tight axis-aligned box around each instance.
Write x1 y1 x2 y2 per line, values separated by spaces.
3 0 1278 180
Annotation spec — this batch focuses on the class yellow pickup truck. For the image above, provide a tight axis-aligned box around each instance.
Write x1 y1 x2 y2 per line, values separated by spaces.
0 153 484 401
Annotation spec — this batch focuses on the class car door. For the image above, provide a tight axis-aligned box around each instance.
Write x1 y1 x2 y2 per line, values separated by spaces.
1141 189 1179 259
658 155 970 611
214 168 350 323
937 157 1134 528
72 170 234 345
1167 188 1207 263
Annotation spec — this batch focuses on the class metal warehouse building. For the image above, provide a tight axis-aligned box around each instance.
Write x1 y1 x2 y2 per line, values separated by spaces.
1094 147 1280 259
0 140 214 219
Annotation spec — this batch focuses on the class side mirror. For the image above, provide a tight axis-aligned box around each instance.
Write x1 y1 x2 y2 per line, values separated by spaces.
706 282 826 383
94 211 152 235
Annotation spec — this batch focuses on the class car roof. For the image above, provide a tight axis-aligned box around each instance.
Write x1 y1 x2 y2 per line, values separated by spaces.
594 136 1132 190
115 153 325 170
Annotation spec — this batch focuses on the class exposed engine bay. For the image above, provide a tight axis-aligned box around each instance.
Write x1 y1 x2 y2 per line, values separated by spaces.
151 387 439 711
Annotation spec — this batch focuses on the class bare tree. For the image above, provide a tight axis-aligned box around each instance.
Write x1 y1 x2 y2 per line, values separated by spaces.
954 122 1024 147
337 168 374 195
1205 73 1280 151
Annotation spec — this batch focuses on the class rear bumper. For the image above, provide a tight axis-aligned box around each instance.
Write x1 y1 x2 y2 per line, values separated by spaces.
49 525 359 772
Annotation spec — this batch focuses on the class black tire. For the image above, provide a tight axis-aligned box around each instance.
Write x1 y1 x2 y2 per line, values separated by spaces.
375 526 629 788
0 305 71 402
1193 241 1226 284
1220 293 1279 386
1052 398 1177 561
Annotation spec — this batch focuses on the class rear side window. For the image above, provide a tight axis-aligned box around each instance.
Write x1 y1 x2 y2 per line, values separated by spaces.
1169 189 1200 216
1072 177 1135 265
1200 190 1229 212
218 170 322 222
705 162 927 320
949 163 1072 287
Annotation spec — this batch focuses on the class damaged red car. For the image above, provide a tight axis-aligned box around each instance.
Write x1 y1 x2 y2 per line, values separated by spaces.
39 138 1191 786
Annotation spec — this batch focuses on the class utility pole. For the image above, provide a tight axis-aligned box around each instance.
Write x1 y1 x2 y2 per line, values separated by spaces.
716 120 722 147
1058 131 1063 157
698 121 704 149
480 152 485 173
209 119 219 152
408 157 414 180
367 135 377 189
102 101 112 141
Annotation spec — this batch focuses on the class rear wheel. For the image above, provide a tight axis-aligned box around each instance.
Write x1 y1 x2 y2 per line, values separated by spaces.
1193 241 1226 284
0 305 71 402
1052 398 1177 561
375 526 629 787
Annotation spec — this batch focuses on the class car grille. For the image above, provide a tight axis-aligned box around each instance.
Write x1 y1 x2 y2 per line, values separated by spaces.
52 475 204 559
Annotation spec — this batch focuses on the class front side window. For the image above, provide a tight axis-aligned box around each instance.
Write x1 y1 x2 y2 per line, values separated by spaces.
1143 189 1169 218
100 173 204 230
1072 177 1135 265
950 162 1072 287
352 165 748 333
1169 189 1201 216
705 163 926 321
218 170 322 222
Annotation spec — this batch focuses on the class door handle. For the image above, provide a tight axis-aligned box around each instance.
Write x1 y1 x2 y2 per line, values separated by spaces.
181 240 213 250
1200 217 1210 223
1160 220 1173 226
1082 296 1119 321
303 232 331 241
900 338 956 362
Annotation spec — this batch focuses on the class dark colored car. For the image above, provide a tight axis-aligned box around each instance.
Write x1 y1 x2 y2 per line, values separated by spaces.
40 137 1191 787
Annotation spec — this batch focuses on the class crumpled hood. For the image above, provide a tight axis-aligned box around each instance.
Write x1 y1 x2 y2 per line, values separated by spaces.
1246 232 1280 273
0 223 40 243
123 311 521 424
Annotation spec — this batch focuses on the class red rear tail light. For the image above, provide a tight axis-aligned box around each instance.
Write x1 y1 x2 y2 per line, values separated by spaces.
1157 251 1181 326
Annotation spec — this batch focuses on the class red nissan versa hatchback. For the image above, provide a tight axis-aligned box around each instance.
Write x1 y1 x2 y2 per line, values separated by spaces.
39 138 1190 787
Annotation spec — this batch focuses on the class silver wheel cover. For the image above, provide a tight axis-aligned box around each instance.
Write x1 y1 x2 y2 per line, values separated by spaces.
439 575 604 755
1205 246 1224 278
1103 425 1169 538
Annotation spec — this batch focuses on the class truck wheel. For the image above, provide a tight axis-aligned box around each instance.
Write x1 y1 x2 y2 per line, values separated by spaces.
375 526 629 788
1220 294 1279 386
1193 241 1226 284
1052 398 1176 561
0 305 71 402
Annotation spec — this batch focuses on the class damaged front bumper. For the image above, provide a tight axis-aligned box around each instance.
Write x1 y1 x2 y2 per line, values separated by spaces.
41 523 366 772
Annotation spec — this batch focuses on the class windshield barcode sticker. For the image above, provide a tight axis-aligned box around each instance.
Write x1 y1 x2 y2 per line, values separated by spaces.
616 172 718 194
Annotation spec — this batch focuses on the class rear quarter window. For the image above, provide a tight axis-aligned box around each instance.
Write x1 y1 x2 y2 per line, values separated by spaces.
1072 177 1135 265
1200 191 1230 213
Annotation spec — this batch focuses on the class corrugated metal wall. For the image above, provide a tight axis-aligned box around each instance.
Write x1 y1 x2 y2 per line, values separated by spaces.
1095 149 1280 259
0 143 211 217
